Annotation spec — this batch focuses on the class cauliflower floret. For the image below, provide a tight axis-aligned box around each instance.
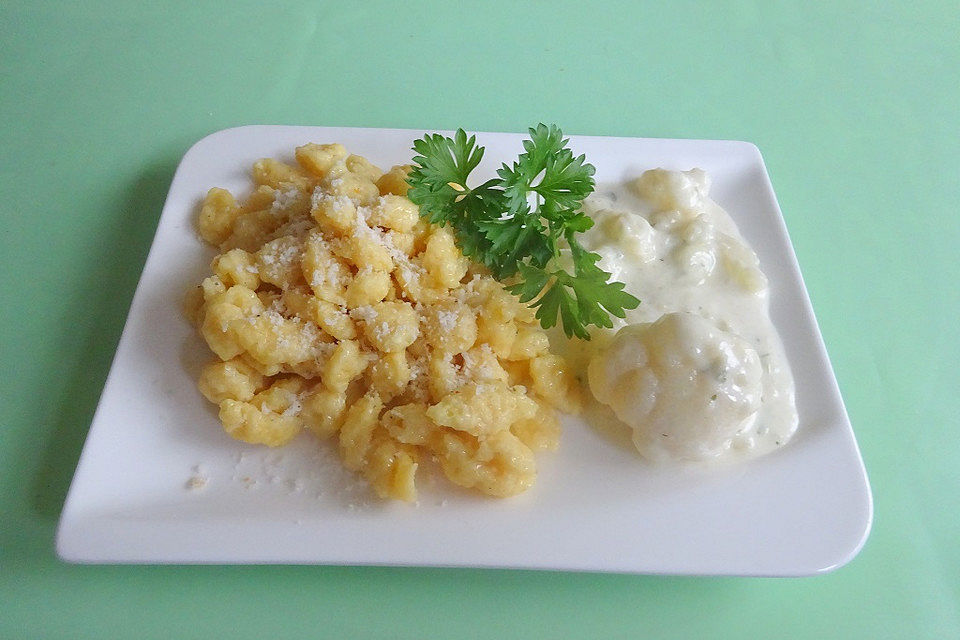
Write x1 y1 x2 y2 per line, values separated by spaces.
587 312 763 461
583 209 657 265
718 234 768 295
628 168 711 214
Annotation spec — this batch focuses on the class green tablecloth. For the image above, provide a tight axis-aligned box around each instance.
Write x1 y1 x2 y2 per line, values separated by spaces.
2 1 957 637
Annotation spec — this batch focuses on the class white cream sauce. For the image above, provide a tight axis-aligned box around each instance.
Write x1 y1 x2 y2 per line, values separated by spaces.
558 168 798 462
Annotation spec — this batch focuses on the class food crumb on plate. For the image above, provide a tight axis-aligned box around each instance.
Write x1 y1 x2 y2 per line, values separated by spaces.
186 464 209 491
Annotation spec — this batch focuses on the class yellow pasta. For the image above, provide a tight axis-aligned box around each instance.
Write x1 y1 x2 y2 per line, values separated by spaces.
189 144 581 501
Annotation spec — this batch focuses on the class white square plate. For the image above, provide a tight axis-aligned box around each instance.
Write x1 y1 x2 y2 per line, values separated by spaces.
57 126 872 575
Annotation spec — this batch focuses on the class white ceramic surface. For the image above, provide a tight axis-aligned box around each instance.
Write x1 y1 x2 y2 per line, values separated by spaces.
56 125 872 575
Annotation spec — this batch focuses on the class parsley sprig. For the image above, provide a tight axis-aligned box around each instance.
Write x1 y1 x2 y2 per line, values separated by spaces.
407 124 640 339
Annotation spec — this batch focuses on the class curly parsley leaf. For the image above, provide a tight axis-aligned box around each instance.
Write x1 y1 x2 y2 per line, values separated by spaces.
405 129 506 266
499 123 596 215
407 124 640 339
507 251 640 340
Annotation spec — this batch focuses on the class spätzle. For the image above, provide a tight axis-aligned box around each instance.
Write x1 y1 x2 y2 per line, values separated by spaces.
188 144 581 501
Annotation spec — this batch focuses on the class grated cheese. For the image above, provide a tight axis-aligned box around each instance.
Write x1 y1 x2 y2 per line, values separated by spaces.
271 186 301 214
350 207 423 284
437 310 458 332
351 305 378 323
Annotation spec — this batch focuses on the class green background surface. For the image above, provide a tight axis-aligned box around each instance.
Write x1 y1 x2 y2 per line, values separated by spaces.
2 0 957 637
